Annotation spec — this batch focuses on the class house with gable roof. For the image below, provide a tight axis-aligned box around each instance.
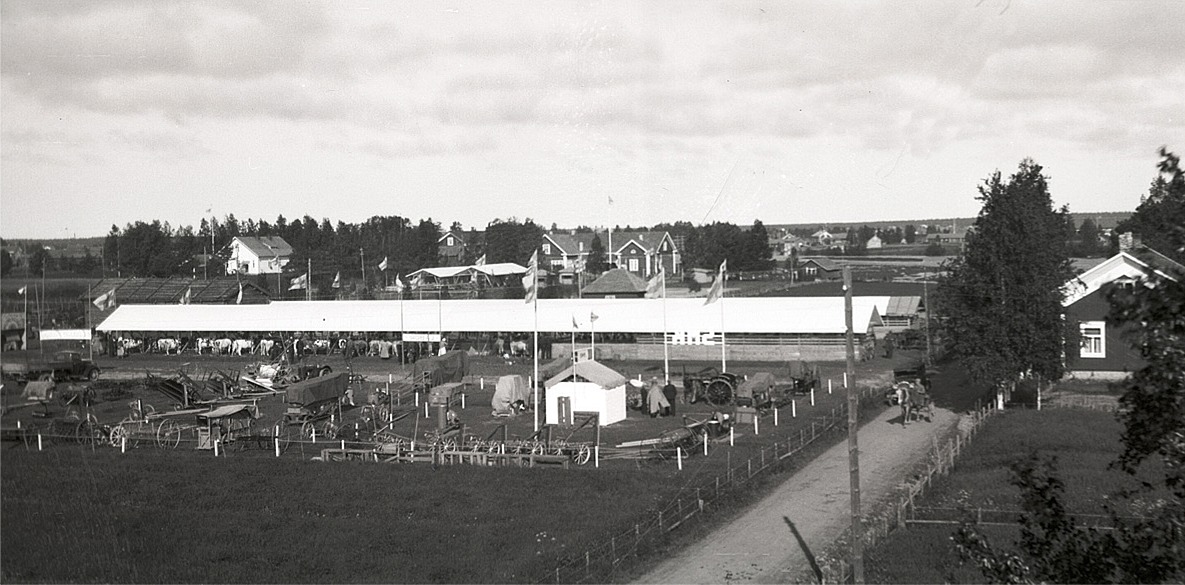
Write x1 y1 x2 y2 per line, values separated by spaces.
437 230 477 266
1062 246 1184 378
542 230 680 279
225 236 292 275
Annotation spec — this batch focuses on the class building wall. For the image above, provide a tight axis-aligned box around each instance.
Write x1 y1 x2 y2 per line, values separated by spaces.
557 340 873 362
1064 287 1141 376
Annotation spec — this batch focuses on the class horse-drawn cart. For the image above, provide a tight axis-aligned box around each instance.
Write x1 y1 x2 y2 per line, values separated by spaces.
282 372 346 441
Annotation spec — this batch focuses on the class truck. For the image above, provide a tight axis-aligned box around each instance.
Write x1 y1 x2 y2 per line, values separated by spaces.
1 350 101 382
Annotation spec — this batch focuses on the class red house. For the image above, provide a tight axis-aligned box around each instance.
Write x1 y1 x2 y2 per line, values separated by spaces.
1062 247 1184 379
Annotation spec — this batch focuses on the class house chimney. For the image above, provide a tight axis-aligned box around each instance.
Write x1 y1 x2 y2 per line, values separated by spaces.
1118 232 1134 252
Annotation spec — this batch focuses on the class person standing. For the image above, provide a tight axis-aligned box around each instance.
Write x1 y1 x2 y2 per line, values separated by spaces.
895 383 911 426
662 379 677 416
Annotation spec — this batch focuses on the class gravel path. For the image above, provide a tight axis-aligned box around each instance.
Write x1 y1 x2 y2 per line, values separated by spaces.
637 405 962 584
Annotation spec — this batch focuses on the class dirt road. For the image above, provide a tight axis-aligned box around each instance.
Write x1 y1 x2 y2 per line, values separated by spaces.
637 405 962 584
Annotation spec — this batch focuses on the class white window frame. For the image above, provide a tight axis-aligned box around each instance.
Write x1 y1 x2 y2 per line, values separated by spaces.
446 236 454 247
542 243 551 255
628 258 639 272
1079 321 1106 358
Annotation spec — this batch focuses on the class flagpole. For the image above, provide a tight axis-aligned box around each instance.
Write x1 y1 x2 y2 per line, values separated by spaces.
307 258 312 302
662 274 669 384
533 292 540 433
86 283 93 360
720 269 727 373
360 248 366 291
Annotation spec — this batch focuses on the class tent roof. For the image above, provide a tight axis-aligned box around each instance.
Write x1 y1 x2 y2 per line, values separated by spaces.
582 268 649 295
544 360 627 390
96 296 885 335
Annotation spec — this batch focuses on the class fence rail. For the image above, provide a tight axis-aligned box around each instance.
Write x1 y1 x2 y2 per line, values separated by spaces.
536 385 885 584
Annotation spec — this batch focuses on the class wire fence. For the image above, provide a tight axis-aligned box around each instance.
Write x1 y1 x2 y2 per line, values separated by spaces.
534 385 885 584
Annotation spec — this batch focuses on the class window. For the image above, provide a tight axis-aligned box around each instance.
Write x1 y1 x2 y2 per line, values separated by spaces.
628 258 639 272
1079 321 1105 358
446 236 454 246
578 242 584 252
805 266 818 276
542 243 551 255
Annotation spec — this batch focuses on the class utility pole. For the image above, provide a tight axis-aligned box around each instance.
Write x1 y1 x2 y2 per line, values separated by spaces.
843 266 864 584
923 267 932 367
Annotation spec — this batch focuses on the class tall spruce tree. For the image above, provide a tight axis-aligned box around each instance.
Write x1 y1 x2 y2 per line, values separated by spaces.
936 158 1074 387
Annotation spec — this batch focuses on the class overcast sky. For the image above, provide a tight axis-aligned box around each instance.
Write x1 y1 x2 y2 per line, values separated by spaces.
2 0 1182 239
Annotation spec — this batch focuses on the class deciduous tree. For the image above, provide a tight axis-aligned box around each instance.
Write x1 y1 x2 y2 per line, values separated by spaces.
935 158 1074 388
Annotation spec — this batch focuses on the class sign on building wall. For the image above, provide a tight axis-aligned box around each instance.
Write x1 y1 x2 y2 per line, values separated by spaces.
667 332 721 346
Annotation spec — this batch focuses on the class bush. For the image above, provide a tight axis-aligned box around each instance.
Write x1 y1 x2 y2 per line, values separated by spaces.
924 242 946 256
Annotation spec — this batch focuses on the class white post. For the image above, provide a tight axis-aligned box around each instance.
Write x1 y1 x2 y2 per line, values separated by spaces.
677 447 683 471
480 377 485 390
38 433 43 451
703 432 708 456
792 399 797 417
774 408 779 426
461 393 466 409
811 388 816 406
16 421 20 429
341 439 346 450
754 415 759 435
1037 381 1042 411
121 435 127 454
274 436 280 457
424 401 429 418
729 426 734 447
213 439 220 457
415 392 420 406
828 379 833 394
843 372 848 388
595 445 600 468
312 428 317 442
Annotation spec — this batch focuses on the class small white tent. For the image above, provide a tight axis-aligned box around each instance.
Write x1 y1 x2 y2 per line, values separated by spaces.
544 360 628 426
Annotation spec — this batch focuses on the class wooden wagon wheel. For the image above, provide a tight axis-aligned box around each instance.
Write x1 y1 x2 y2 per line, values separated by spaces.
108 424 129 448
529 442 545 455
442 438 457 452
300 420 319 441
156 419 183 449
74 415 103 445
320 421 340 441
571 444 592 465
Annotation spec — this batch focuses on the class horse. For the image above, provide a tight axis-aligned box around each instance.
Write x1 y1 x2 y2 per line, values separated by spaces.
231 338 254 356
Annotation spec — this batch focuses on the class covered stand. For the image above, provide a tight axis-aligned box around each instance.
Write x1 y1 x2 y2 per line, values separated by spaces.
414 350 468 388
544 360 628 426
491 375 530 416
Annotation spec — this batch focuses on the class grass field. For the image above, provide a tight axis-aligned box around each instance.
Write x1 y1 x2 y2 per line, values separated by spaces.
864 408 1164 584
1 348 904 584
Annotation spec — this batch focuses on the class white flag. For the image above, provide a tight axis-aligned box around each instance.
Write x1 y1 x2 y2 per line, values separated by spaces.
332 271 341 289
392 274 406 294
92 288 117 310
236 282 244 304
522 250 538 303
378 257 389 272
179 287 192 305
474 254 486 266
704 260 727 305
646 267 665 298
17 286 27 295
590 311 598 322
289 273 308 290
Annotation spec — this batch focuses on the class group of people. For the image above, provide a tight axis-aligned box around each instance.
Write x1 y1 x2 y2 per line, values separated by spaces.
893 378 930 426
625 377 681 418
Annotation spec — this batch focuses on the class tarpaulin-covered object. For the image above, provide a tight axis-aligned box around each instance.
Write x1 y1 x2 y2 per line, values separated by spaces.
284 372 346 406
491 375 530 416
736 372 776 402
414 351 468 388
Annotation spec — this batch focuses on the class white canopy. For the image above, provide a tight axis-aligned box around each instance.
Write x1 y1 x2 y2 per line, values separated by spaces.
38 329 92 341
97 297 885 335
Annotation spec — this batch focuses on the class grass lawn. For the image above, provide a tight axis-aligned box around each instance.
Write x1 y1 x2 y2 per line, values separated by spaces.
864 408 1165 584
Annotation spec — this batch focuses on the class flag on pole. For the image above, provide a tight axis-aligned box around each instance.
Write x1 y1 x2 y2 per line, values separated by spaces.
17 286 26 295
474 254 486 266
704 260 727 305
236 282 244 304
378 257 389 272
332 271 341 289
179 287 192 305
646 267 665 298
92 288 117 310
590 311 598 322
522 250 538 303
289 273 308 291
572 314 579 329
392 274 406 294
607 195 614 205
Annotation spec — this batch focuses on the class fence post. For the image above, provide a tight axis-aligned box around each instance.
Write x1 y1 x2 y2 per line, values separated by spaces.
792 399 797 418
658 510 663 531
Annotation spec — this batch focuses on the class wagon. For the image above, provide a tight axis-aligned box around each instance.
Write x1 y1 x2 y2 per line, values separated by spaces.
281 372 347 440
195 403 261 450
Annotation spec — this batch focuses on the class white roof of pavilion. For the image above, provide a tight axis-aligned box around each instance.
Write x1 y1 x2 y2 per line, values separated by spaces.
97 297 886 335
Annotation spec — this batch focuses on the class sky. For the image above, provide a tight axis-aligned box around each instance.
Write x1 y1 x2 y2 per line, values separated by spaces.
2 0 1183 239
